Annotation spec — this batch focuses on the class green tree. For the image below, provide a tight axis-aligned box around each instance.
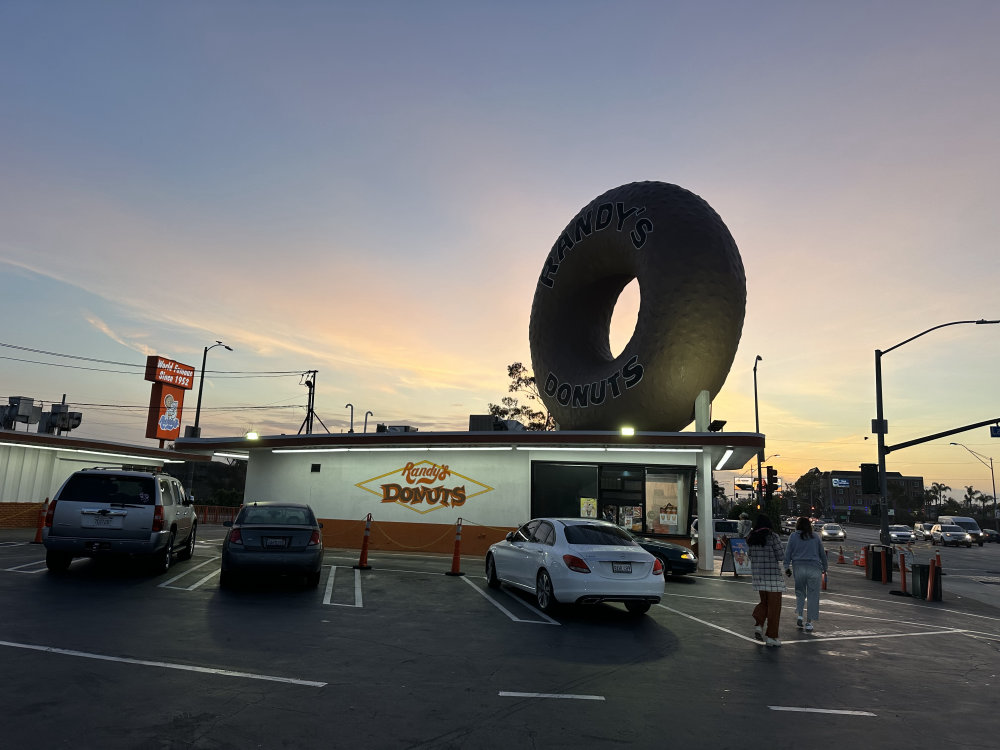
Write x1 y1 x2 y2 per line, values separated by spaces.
963 485 979 511
488 362 556 431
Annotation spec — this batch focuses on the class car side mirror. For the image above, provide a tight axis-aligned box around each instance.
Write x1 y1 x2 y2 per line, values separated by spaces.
505 531 514 542
223 520 233 527
319 522 324 528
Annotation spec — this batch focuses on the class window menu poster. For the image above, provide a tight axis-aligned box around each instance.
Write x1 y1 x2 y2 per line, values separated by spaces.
580 497 597 518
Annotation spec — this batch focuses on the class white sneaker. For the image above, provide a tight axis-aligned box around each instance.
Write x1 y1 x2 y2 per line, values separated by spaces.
765 637 782 647
804 622 814 632
754 625 764 641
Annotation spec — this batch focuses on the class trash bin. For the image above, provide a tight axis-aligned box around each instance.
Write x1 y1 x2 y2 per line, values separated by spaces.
911 563 943 601
865 544 893 582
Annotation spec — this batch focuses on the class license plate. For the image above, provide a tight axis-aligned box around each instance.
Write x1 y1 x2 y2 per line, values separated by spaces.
264 537 288 549
81 515 123 529
612 562 632 574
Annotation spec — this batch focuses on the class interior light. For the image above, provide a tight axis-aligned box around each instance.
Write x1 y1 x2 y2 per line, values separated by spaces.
715 449 734 471
620 426 635 437
244 431 259 440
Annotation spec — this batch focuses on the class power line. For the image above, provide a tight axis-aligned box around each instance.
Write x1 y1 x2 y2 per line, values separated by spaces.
0 341 306 376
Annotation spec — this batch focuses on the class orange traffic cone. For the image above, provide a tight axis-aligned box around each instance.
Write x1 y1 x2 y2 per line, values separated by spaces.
837 546 846 564
445 518 465 576
32 499 49 544
353 513 373 570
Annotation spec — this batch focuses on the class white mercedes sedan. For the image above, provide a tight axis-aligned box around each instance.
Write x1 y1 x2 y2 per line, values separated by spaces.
485 518 665 615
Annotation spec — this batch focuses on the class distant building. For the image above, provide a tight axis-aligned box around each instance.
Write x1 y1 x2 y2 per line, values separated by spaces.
799 469 924 516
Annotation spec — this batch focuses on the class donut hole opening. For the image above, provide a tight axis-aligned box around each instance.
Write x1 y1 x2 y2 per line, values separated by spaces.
608 278 639 359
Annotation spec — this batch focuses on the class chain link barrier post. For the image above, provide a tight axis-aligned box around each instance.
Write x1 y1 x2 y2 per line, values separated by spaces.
445 518 465 576
354 513 373 570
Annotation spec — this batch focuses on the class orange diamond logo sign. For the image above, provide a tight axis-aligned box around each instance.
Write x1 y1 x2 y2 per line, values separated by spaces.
356 460 494 515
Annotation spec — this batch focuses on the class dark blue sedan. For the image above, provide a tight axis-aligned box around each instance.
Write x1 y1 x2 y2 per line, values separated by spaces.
628 533 698 576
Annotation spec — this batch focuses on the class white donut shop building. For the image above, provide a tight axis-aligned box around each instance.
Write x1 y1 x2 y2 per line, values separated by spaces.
179 404 761 573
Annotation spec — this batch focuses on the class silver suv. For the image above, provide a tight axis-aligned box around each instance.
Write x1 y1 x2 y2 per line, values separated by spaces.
42 468 197 574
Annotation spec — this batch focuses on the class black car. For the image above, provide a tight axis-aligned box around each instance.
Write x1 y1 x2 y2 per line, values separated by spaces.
628 533 698 576
983 529 1000 543
221 502 325 588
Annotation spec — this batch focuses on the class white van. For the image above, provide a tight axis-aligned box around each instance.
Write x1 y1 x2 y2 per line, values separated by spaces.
937 516 984 546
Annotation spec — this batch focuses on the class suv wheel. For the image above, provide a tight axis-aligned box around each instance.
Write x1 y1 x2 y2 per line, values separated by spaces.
178 524 197 561
46 550 72 573
151 532 174 575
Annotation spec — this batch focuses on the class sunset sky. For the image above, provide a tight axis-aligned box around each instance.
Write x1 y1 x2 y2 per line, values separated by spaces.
2 2 998 502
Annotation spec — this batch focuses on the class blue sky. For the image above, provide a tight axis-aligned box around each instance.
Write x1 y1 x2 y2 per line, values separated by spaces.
2 2 999 500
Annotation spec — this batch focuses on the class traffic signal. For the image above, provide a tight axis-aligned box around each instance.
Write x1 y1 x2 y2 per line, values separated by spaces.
860 463 879 494
765 466 778 500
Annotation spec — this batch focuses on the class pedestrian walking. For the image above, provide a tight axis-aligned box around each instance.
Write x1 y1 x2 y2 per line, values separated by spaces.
736 512 751 538
783 516 828 633
746 514 785 647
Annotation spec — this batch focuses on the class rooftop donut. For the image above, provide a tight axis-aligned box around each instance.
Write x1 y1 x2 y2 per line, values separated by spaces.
529 181 746 432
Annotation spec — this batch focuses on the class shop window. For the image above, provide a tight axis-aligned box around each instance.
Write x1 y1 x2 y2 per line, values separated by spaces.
531 463 599 519
646 470 691 536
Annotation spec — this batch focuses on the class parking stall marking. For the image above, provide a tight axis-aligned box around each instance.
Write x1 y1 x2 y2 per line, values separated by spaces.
4 560 47 574
158 558 222 590
660 587 988 646
460 576 560 625
323 566 362 607
0 639 327 687
0 542 29 548
499 691 604 701
769 706 875 717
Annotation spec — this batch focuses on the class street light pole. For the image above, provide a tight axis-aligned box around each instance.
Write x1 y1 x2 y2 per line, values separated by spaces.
951 442 997 531
753 355 763 509
874 319 998 545
192 340 232 438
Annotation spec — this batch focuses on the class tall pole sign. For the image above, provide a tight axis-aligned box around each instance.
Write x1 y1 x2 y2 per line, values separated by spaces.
144 355 195 443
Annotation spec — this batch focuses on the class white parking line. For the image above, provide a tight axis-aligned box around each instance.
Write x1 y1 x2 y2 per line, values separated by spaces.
499 691 604 701
0 639 326 687
4 561 47 574
323 566 362 607
769 706 875 716
461 577 560 625
158 558 221 589
0 542 29 548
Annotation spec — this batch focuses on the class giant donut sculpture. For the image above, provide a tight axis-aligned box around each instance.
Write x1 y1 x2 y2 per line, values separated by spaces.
529 181 746 432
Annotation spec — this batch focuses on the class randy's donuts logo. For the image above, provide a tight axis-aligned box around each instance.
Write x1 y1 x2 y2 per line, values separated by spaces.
355 460 494 515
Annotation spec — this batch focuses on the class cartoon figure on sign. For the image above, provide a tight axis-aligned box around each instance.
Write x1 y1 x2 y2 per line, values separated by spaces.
158 394 180 433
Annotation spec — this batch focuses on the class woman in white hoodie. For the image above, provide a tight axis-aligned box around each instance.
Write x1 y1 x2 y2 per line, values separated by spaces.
783 516 828 632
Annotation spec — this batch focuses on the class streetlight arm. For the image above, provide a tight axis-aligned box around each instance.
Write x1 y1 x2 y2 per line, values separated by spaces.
880 319 999 357
951 442 993 471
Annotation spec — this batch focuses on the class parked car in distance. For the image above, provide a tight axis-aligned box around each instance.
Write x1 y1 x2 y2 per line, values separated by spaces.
888 525 914 544
931 524 973 548
820 523 846 542
628 532 698 576
42 467 197 574
983 529 1000 543
689 518 741 547
486 518 665 615
937 516 985 546
221 502 325 588
913 522 934 541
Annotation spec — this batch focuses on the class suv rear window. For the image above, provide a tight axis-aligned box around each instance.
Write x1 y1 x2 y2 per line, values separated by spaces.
59 474 156 505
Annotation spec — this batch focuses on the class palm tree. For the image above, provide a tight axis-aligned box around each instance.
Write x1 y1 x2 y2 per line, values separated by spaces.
963 485 979 511
930 482 951 508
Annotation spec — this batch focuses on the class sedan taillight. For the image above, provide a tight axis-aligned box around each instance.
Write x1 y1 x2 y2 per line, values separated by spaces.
652 557 664 576
44 500 57 528
228 528 243 545
563 554 591 573
308 530 322 546
151 505 164 532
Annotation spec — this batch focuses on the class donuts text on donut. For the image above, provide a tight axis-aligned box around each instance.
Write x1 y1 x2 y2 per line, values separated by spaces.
543 355 644 409
538 201 655 288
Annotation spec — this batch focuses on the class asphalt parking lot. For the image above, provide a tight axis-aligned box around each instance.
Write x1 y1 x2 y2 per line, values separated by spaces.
2 526 1000 749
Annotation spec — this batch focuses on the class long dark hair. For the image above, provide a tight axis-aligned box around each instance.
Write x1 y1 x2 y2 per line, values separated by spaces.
796 516 813 539
746 514 774 546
